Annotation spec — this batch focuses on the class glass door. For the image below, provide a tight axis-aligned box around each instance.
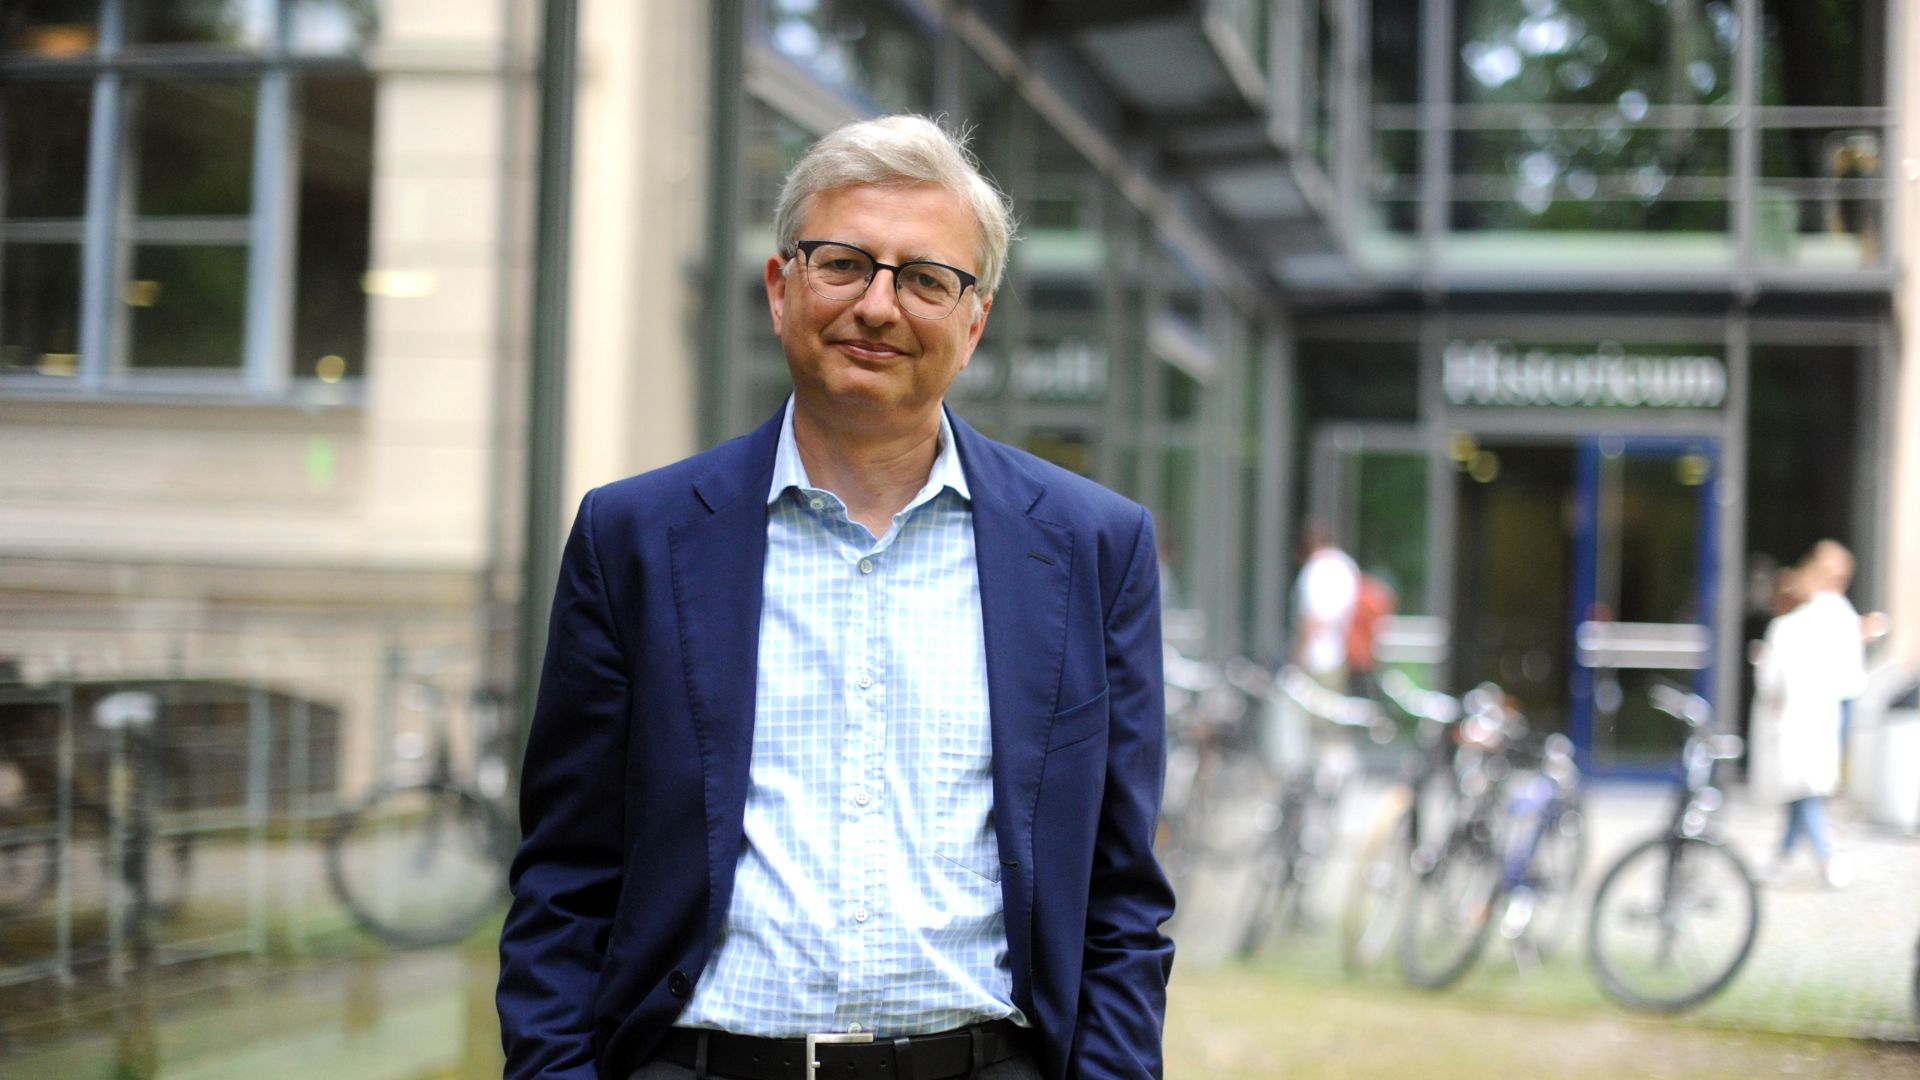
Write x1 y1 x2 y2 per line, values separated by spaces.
1570 436 1720 774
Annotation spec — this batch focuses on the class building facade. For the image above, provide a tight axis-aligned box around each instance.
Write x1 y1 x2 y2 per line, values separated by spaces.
0 0 1912 1071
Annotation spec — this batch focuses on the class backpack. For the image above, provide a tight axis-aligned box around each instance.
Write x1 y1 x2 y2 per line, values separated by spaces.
1346 573 1396 672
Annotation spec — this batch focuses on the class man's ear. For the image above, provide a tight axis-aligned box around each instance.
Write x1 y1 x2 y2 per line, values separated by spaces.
764 254 790 332
961 292 993 358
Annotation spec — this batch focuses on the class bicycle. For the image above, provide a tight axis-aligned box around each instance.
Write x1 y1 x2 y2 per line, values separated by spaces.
1234 666 1392 959
1586 681 1759 1012
1398 687 1584 989
325 680 517 948
0 712 195 921
1338 669 1463 975
1155 649 1268 889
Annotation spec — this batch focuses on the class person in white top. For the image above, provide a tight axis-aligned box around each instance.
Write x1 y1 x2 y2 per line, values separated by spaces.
1291 523 1360 692
1749 540 1873 889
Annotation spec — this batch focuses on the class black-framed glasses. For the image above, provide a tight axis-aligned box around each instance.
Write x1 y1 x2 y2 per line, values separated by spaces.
790 239 978 320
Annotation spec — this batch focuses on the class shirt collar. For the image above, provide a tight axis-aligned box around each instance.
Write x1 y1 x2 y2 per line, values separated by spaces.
766 395 972 506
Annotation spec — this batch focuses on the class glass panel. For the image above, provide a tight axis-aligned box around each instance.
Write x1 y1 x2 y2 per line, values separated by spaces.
1755 125 1886 267
1354 452 1429 616
1370 0 1420 104
293 76 376 382
0 242 83 376
1455 0 1736 107
1021 429 1093 477
126 0 271 49
2 0 99 56
129 79 257 217
1162 363 1201 423
1451 442 1576 731
1309 0 1335 170
1760 0 1878 108
289 0 382 53
761 0 936 114
1744 346 1859 582
125 244 248 370
1 79 93 219
1295 339 1419 422
1450 127 1730 233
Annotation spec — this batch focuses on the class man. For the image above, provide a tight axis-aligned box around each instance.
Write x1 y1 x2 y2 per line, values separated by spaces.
498 115 1175 1080
1290 523 1359 692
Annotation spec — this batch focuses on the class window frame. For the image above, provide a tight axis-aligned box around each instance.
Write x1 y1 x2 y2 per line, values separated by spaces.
0 0 378 404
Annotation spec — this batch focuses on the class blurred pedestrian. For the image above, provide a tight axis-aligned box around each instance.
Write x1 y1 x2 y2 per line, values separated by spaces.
1290 522 1359 693
1749 541 1869 888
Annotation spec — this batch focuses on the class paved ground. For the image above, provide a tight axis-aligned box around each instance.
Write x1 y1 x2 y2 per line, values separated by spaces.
1171 774 1920 1042
1 775 1914 1077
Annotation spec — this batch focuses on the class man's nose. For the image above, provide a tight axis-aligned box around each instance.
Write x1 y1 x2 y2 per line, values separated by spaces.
850 268 904 322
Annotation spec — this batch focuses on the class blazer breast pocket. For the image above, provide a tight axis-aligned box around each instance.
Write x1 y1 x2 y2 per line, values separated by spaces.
1045 685 1110 753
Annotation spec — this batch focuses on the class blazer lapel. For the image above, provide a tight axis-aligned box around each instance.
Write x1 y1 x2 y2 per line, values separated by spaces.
668 410 781 934
951 411 1071 998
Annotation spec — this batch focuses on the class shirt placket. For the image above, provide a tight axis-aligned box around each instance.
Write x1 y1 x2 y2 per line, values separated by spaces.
835 519 888 1033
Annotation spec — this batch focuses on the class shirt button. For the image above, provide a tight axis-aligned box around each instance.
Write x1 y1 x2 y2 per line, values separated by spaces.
857 673 872 689
853 787 870 806
858 558 874 574
809 496 825 510
853 905 869 923
848 1023 863 1034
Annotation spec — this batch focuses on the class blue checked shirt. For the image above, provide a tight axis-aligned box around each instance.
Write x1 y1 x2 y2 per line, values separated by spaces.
678 399 1024 1037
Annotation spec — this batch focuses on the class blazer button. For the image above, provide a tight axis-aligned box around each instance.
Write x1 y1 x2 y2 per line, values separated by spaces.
668 970 691 998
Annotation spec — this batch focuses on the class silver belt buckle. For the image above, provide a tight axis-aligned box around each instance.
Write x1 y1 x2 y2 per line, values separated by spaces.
804 1031 874 1080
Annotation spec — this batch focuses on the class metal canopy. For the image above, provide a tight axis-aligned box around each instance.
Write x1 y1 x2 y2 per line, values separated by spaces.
1022 0 1344 299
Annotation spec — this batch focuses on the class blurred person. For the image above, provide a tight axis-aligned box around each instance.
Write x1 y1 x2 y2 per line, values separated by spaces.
1749 542 1871 889
497 115 1173 1080
1290 523 1359 692
1344 570 1397 701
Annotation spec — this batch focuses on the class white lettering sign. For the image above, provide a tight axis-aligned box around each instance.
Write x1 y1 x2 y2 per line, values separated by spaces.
1443 340 1727 409
951 340 1109 402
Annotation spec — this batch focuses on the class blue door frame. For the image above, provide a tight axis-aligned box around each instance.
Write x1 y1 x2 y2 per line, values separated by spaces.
1569 436 1720 779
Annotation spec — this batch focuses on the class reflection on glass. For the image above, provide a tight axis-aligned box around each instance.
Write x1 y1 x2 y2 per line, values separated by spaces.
1 242 83 375
294 76 375 381
126 244 248 369
1448 0 1737 232
2 79 93 219
290 0 381 54
2 0 99 56
1759 0 1875 109
763 0 934 114
1456 0 1735 107
129 79 257 217
126 0 270 49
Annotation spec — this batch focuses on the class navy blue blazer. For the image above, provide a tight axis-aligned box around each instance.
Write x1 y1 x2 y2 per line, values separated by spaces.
497 406 1175 1080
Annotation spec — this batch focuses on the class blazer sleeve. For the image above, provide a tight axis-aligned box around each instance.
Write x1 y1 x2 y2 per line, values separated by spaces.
498 489 632 1080
1070 506 1177 1078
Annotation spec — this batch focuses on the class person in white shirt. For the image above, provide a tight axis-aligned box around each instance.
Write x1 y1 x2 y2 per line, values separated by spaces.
1749 540 1871 889
1290 523 1360 692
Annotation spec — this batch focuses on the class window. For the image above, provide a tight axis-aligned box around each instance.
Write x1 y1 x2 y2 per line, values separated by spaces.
0 0 379 397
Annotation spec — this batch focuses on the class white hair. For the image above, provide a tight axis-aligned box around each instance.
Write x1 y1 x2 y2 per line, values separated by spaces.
772 115 1016 303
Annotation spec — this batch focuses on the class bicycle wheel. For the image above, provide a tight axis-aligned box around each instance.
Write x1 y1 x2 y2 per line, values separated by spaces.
1400 829 1502 989
1340 796 1414 976
1587 835 1759 1012
1512 799 1586 958
1233 801 1305 959
327 783 509 948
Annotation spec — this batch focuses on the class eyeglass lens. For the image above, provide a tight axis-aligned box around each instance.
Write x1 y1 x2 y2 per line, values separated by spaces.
804 243 965 317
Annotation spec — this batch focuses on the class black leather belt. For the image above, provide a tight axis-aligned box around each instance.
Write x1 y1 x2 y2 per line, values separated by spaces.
653 1018 1028 1080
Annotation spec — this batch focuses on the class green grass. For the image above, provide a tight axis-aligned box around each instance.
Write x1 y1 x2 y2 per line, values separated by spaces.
1169 960 1920 1078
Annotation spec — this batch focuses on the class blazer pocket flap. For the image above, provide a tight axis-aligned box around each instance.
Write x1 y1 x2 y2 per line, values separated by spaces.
1045 685 1110 752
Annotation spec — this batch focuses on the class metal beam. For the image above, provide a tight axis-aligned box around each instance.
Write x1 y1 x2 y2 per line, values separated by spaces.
513 0 580 764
